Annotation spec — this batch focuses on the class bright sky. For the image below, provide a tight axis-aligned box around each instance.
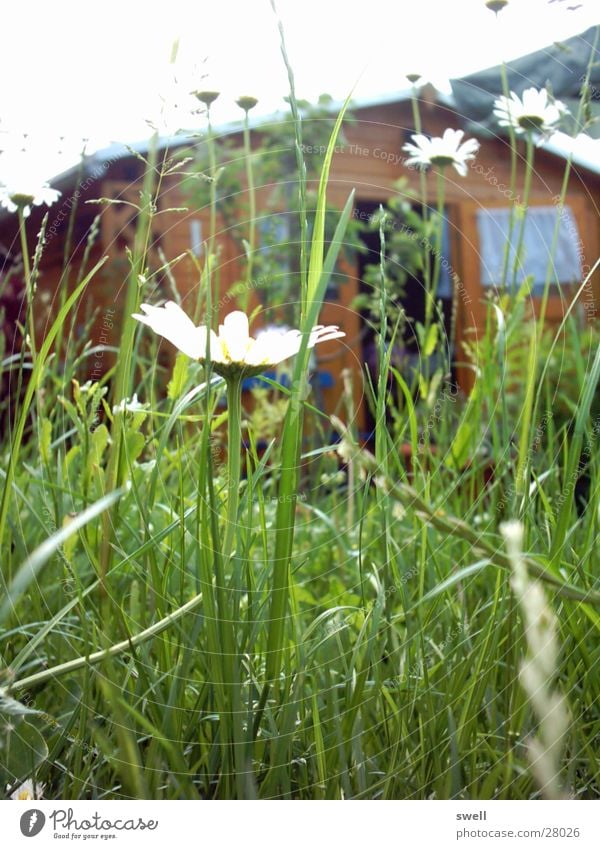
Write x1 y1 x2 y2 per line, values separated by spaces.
0 0 598 183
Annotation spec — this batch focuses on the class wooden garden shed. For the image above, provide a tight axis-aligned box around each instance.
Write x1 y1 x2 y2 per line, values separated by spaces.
2 29 599 434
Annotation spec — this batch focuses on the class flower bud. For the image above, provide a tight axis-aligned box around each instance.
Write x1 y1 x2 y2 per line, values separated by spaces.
485 0 508 12
194 90 220 107
236 95 258 112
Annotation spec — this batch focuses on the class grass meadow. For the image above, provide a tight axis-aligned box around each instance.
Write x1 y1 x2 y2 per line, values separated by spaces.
1 14 599 802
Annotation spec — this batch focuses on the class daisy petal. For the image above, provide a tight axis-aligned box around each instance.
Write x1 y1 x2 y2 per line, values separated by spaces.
308 325 346 348
133 301 206 359
219 311 251 362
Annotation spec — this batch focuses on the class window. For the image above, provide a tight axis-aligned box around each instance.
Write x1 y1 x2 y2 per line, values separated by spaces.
476 205 582 295
257 214 292 275
437 213 453 299
189 219 203 256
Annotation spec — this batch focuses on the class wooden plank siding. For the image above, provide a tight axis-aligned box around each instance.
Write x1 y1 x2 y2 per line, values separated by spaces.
4 97 598 425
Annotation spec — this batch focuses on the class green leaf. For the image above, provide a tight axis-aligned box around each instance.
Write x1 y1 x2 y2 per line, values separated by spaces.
0 721 48 787
423 323 439 357
124 431 146 469
87 424 109 480
63 444 81 477
266 88 355 689
0 256 107 549
447 382 479 469
449 420 473 469
514 274 534 306
167 352 189 401
413 560 492 609
0 485 128 625
0 691 41 717
147 375 224 505
306 90 354 307
391 368 418 453
39 419 52 465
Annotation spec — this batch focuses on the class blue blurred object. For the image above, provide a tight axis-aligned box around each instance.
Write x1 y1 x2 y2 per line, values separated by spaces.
241 370 334 391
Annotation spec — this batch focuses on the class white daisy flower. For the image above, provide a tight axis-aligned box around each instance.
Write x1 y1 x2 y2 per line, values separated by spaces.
402 129 480 176
132 302 345 378
9 779 44 800
493 87 567 137
0 182 60 217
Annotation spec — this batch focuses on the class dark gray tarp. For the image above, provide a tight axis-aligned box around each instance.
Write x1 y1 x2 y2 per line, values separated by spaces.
450 26 600 138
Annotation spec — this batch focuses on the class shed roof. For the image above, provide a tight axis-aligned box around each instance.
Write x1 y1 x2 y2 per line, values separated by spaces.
450 25 600 138
20 26 600 196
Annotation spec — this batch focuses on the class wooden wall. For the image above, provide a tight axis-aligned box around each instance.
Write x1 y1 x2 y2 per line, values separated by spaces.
11 96 597 424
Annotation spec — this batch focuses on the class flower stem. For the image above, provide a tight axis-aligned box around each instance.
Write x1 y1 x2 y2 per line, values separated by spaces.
18 209 37 366
513 134 536 504
242 110 256 312
8 586 206 692
99 132 160 588
17 208 45 429
224 374 243 559
219 373 247 796
499 60 518 291
510 133 534 291
206 105 218 323
410 88 432 300
427 170 446 327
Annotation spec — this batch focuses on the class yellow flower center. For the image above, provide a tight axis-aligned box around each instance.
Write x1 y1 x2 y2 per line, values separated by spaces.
518 114 545 131
430 154 456 168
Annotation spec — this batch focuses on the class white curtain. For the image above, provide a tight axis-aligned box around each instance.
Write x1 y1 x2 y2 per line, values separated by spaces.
476 205 582 292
